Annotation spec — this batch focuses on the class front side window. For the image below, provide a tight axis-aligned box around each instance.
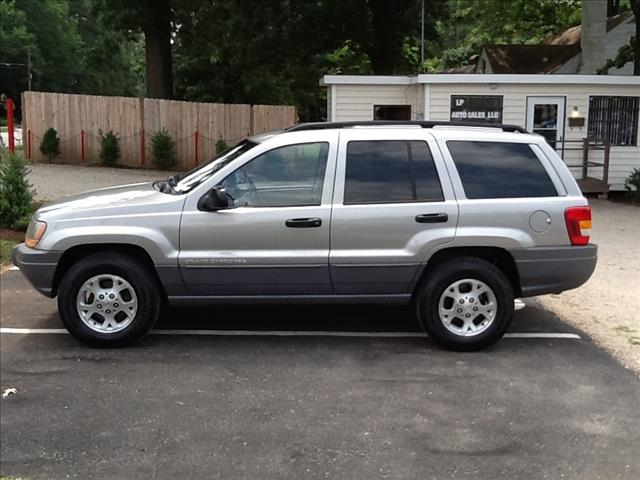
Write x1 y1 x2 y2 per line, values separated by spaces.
220 142 329 207
588 96 639 146
447 141 558 199
344 140 443 204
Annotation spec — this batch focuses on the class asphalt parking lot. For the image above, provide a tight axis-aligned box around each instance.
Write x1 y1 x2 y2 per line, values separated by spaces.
1 270 640 480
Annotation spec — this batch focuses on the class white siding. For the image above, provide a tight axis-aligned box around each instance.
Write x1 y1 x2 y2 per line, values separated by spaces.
428 83 640 190
333 84 422 121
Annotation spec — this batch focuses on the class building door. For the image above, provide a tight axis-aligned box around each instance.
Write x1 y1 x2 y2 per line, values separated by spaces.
526 96 566 150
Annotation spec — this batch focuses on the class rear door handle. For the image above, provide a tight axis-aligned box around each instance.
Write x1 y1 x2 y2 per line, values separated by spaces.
285 217 322 228
415 213 448 223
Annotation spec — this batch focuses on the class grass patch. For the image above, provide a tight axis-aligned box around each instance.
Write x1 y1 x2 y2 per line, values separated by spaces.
0 228 23 265
1 238 17 265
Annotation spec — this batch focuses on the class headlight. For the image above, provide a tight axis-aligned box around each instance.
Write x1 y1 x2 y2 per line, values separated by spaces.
25 220 47 248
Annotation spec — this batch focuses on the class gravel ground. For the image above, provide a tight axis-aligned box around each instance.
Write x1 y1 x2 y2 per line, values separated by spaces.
27 162 174 201
537 199 640 375
24 163 640 373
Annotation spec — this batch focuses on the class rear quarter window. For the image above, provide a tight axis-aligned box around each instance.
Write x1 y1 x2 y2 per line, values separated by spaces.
446 140 558 199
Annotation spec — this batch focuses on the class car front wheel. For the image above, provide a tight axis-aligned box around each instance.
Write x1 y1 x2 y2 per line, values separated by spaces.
58 253 162 347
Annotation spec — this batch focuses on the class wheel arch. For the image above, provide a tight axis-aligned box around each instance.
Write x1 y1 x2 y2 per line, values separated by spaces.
413 246 522 298
52 243 164 298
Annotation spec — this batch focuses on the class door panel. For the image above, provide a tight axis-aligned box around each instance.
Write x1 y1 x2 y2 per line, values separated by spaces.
330 131 458 294
179 135 337 296
180 205 332 295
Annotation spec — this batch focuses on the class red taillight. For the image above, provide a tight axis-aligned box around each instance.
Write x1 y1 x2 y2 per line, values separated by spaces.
565 206 592 246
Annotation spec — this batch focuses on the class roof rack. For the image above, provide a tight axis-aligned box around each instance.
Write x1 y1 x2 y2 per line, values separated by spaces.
286 121 527 134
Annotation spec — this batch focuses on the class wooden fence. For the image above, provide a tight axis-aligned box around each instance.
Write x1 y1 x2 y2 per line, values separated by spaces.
21 91 297 169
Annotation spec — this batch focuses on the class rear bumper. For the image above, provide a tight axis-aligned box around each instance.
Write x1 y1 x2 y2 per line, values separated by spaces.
11 243 62 298
512 244 597 297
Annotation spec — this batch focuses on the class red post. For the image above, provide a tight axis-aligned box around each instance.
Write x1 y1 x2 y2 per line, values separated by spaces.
80 129 85 163
140 130 146 166
27 129 32 159
194 129 199 167
5 98 15 154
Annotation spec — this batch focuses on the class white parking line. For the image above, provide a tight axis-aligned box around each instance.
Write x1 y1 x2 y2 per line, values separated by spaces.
0 327 581 339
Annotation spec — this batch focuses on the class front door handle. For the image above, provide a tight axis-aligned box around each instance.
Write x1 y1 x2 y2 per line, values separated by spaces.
415 213 448 224
285 217 322 228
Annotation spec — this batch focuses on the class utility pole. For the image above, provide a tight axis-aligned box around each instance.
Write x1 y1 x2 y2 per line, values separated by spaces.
27 47 32 91
420 0 425 69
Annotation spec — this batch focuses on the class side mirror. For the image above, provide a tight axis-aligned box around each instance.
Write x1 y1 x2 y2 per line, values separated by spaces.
198 186 230 211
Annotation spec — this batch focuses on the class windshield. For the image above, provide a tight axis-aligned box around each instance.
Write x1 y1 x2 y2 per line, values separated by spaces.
167 140 258 194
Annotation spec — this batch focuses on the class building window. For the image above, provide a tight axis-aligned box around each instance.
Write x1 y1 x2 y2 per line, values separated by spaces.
588 96 639 146
373 105 411 120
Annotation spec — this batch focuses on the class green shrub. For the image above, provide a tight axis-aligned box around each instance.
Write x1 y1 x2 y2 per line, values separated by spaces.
0 151 36 229
151 129 177 169
39 127 60 162
99 130 120 167
215 137 229 154
624 168 640 203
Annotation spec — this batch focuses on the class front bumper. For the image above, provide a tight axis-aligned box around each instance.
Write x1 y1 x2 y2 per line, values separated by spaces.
11 243 63 298
512 244 597 297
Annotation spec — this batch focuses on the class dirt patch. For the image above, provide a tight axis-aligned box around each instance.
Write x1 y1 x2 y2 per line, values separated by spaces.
0 228 25 242
537 199 640 375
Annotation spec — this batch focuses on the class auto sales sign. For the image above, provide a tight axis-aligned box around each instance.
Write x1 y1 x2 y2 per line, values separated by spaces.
450 95 503 123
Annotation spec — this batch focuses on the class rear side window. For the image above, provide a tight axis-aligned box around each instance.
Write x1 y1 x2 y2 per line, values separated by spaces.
446 141 558 199
344 140 443 204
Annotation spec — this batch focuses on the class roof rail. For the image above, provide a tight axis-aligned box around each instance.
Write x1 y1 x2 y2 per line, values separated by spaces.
286 121 527 133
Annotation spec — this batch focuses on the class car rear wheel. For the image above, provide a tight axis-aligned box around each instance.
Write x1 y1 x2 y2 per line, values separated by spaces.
416 257 514 351
58 253 162 347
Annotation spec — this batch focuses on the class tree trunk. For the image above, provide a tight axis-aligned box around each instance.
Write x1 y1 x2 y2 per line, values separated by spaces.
579 0 607 74
367 0 397 74
633 0 640 75
143 0 173 99
607 0 620 17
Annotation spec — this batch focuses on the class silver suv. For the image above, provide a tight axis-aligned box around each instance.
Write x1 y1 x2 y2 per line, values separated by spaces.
13 121 597 350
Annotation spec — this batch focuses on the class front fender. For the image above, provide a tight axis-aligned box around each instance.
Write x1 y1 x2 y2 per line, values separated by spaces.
37 224 180 266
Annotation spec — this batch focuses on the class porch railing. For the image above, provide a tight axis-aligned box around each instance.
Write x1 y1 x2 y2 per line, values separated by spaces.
560 138 610 186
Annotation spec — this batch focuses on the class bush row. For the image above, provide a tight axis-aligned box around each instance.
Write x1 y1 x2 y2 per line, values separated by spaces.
36 127 230 170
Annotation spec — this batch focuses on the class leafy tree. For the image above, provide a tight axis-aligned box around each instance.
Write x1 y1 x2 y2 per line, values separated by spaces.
69 0 144 97
39 127 60 162
424 0 582 71
0 150 35 229
99 130 120 167
14 0 85 93
625 168 640 202
0 0 38 111
150 129 177 169
95 0 173 99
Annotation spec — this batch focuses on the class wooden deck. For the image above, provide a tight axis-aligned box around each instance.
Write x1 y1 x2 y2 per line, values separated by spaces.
577 177 610 194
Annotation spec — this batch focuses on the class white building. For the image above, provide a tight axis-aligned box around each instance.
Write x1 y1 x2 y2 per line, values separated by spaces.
321 74 640 192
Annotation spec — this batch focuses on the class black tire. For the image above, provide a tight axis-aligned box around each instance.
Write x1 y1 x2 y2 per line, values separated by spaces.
58 253 162 347
415 257 514 351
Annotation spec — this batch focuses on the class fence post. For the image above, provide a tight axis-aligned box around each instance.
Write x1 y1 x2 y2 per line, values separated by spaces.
80 129 85 163
581 138 589 180
140 129 146 166
5 98 15 154
194 129 199 167
27 129 32 159
603 140 610 185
